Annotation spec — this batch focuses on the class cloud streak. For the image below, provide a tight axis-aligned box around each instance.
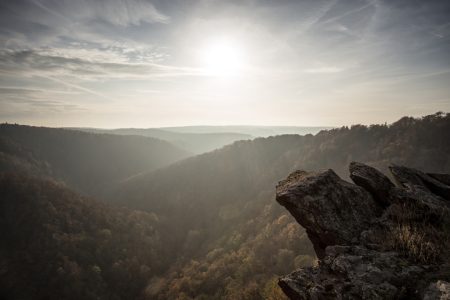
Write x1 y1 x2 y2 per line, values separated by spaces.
30 0 71 22
0 87 88 114
305 67 344 74
33 0 170 27
0 50 205 80
320 0 378 26
84 0 169 26
407 23 448 40
288 0 338 38
41 76 116 102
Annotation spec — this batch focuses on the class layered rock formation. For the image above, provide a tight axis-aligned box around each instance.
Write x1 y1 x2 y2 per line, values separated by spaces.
276 162 450 300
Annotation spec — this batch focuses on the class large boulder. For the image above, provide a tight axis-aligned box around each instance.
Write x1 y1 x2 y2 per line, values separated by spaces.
388 164 450 218
276 169 382 259
389 164 450 201
349 162 395 206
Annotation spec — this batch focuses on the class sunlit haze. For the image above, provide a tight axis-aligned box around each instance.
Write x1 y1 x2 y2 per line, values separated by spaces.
202 38 244 76
0 0 449 128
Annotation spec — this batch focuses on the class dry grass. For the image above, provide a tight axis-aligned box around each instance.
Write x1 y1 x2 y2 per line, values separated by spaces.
374 200 450 265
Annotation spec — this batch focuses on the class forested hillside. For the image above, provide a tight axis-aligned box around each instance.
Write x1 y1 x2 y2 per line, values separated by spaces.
1 113 449 300
69 128 253 155
0 124 193 197
109 112 450 300
0 174 163 300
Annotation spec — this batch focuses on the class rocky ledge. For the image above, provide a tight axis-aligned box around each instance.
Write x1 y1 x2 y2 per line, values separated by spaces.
276 162 450 300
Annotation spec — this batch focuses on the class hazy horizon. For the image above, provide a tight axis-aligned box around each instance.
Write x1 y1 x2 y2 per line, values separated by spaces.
64 124 335 130
1 0 449 128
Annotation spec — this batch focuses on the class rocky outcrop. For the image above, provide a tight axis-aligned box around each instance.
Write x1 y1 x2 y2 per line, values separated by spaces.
279 246 423 300
349 162 395 206
386 164 450 221
389 164 450 201
276 163 450 300
276 169 382 259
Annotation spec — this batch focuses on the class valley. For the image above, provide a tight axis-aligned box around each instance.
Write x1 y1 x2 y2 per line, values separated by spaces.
1 112 450 299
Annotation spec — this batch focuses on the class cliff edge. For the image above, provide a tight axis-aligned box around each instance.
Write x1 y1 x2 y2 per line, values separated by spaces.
276 162 450 300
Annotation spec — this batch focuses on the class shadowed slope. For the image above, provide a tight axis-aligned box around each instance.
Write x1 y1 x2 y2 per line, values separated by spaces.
0 124 193 197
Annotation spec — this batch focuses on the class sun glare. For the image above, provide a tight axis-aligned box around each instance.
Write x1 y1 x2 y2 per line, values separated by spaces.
203 40 243 76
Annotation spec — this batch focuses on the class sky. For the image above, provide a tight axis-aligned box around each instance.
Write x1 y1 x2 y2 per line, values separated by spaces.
0 0 449 128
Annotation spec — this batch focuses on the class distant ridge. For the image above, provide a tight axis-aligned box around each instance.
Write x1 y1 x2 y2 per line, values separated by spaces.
68 127 254 154
159 125 334 137
0 124 193 197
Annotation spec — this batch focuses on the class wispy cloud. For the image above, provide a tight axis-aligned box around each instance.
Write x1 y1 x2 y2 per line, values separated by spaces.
83 0 169 26
407 23 448 40
41 76 116 102
0 87 88 114
305 67 344 74
0 50 205 80
321 0 378 26
0 0 170 51
0 87 46 96
0 86 83 96
288 0 338 38
33 0 170 27
30 0 71 22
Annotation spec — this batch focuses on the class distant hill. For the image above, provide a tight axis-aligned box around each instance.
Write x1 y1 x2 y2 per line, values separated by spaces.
0 173 165 300
67 128 254 155
160 125 334 137
0 124 193 197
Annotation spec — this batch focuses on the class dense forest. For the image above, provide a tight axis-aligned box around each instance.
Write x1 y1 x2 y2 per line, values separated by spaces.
0 174 162 300
0 125 192 198
1 112 450 300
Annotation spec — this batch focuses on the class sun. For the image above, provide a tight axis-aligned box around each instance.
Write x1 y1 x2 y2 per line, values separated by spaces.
202 40 243 76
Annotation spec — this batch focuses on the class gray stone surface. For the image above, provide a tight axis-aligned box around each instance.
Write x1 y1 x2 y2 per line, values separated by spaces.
388 164 431 191
424 281 450 300
389 164 450 201
349 162 395 206
387 164 450 224
387 184 450 216
276 169 382 259
427 173 450 186
279 245 423 300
